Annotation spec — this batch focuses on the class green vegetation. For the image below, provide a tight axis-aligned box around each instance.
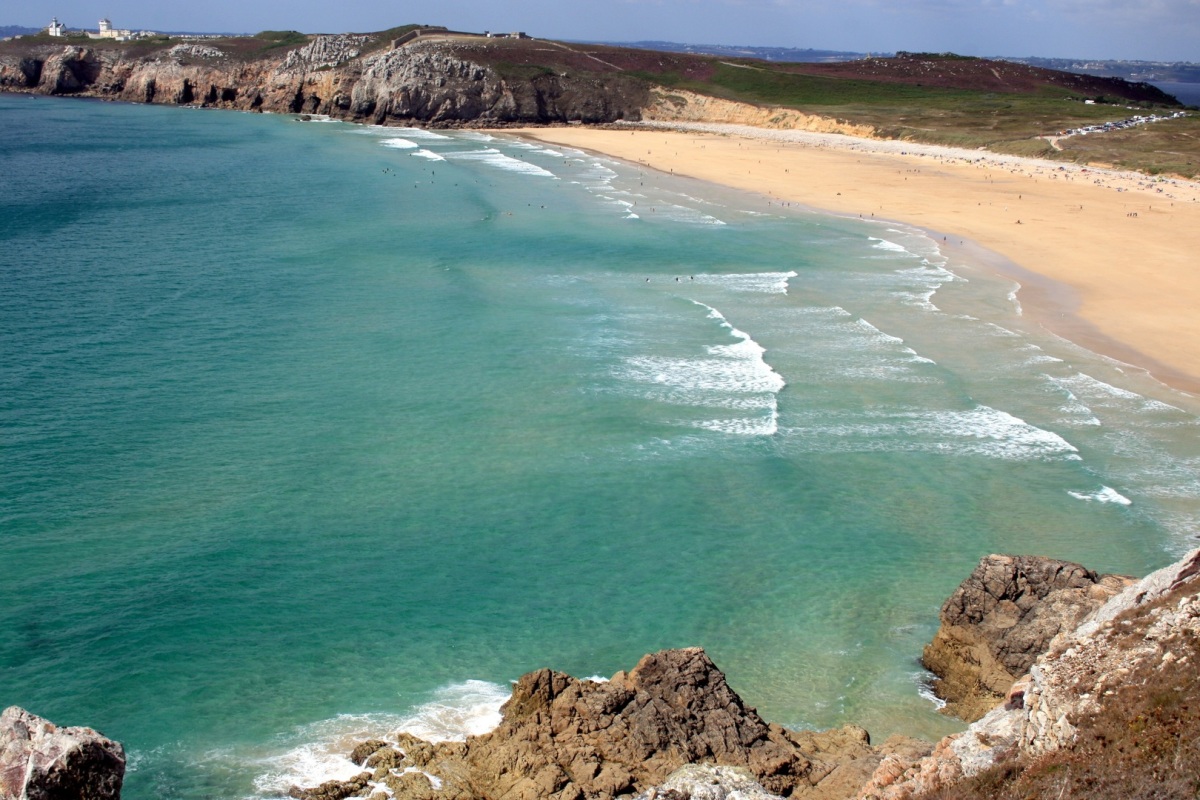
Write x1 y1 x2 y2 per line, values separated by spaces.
626 58 1199 176
360 25 422 54
252 30 310 50
493 61 556 81
697 62 982 106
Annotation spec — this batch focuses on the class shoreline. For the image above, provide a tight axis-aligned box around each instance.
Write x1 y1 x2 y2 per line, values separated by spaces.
506 123 1200 396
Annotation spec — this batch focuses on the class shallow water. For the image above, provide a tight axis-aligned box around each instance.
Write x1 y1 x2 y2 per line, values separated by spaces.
2 96 1197 799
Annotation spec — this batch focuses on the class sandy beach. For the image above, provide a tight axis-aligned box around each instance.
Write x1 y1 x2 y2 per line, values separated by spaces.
511 123 1200 394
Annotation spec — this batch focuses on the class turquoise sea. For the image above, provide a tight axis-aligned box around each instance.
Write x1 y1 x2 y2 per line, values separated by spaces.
3 94 1199 799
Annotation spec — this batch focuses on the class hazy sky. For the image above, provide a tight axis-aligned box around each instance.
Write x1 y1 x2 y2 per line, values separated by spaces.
24 0 1200 61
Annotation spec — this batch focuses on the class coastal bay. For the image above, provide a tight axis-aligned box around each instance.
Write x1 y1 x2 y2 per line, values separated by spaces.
4 96 1199 799
514 123 1200 392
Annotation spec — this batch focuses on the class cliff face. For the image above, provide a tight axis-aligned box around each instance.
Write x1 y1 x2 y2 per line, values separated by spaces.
0 36 648 125
291 648 927 800
6 549 1199 800
861 549 1200 799
920 554 1132 722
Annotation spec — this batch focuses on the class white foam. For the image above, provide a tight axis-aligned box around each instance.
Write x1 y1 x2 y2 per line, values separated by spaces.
399 128 452 140
780 405 1079 460
443 148 557 178
1007 283 1023 315
689 271 797 295
250 714 403 798
914 673 947 710
510 141 565 157
1059 372 1183 413
1068 486 1133 505
248 681 508 798
618 302 785 436
622 354 784 395
349 126 451 140
1042 375 1102 426
855 318 904 344
797 305 853 318
410 149 445 161
390 679 509 742
653 205 727 225
927 405 1078 458
869 237 912 254
694 413 779 436
380 138 419 149
983 322 1020 338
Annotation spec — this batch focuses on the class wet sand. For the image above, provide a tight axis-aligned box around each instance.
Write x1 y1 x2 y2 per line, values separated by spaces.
510 123 1200 394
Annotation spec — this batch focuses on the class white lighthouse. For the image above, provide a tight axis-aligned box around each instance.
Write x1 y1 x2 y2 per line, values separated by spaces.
47 17 65 36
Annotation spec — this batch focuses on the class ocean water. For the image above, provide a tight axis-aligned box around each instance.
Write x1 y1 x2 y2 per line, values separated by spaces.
1149 81 1200 108
2 94 1199 799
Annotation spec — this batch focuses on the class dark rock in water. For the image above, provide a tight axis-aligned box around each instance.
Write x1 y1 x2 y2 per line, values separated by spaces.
0 705 125 800
297 647 913 800
921 554 1132 721
288 772 372 800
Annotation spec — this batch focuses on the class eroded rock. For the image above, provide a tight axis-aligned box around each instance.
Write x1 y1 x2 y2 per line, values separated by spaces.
0 705 125 800
296 648 901 800
861 549 1200 799
921 554 1131 721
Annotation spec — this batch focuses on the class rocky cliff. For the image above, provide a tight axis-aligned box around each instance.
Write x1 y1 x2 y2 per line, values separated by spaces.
291 544 1200 800
7 550 1197 800
0 706 125 800
0 35 648 125
290 648 928 800
861 549 1200 799
920 554 1132 722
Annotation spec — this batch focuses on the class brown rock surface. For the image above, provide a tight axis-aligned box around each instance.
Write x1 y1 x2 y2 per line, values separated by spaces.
921 554 1131 721
0 706 125 800
0 36 647 126
294 648 909 800
860 548 1200 799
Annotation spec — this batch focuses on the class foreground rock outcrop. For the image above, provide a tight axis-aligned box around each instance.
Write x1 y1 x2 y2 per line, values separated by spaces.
861 548 1200 799
0 706 125 800
920 554 1132 721
292 648 927 800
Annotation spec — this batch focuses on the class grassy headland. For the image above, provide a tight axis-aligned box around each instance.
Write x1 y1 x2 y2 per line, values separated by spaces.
2 26 1196 175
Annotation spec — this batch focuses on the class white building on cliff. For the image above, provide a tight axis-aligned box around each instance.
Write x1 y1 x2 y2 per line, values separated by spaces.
47 17 66 37
93 18 134 40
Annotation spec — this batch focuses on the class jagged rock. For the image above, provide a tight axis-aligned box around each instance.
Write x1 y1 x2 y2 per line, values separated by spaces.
0 37 647 125
921 554 1131 721
0 706 125 800
288 772 372 800
860 548 1200 799
297 648 900 800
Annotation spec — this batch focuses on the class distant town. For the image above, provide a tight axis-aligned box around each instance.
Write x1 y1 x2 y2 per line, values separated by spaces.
1 17 242 42
45 16 161 41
